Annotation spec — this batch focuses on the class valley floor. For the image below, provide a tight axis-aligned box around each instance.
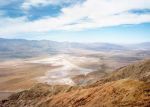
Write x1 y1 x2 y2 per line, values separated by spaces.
0 52 148 101
0 59 150 107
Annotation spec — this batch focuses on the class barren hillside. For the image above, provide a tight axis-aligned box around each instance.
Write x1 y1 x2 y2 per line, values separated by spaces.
0 59 150 107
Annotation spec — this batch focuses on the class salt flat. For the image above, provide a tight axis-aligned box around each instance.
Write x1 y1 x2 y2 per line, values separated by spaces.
29 54 95 85
0 51 146 99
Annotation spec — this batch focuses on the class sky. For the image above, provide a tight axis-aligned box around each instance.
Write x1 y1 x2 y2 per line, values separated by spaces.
0 0 150 43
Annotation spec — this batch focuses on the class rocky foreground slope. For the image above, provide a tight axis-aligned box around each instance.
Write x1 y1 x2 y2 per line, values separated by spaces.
0 60 150 107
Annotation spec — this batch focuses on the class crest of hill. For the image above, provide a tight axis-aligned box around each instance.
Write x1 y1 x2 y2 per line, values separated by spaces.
103 59 150 82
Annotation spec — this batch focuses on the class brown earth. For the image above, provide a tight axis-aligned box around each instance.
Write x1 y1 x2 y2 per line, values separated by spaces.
0 60 59 100
0 60 59 91
0 59 150 107
94 59 150 85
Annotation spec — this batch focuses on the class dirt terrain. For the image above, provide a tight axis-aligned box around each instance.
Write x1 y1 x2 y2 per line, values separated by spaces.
0 54 139 87
0 52 148 100
0 61 56 91
0 59 150 107
0 60 59 100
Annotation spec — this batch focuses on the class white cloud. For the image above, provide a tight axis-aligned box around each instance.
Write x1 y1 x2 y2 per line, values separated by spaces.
22 0 74 10
0 0 150 36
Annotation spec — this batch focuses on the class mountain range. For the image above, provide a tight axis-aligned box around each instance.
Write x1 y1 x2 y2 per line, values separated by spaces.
0 38 150 60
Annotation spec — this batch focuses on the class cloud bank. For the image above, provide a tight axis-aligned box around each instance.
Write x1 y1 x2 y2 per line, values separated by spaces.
0 0 150 35
22 0 75 10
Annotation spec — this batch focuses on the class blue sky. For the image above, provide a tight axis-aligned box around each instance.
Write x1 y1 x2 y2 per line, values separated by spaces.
0 0 150 43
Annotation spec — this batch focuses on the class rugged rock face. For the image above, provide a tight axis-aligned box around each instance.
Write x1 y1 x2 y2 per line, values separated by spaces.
0 60 150 107
37 79 150 107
